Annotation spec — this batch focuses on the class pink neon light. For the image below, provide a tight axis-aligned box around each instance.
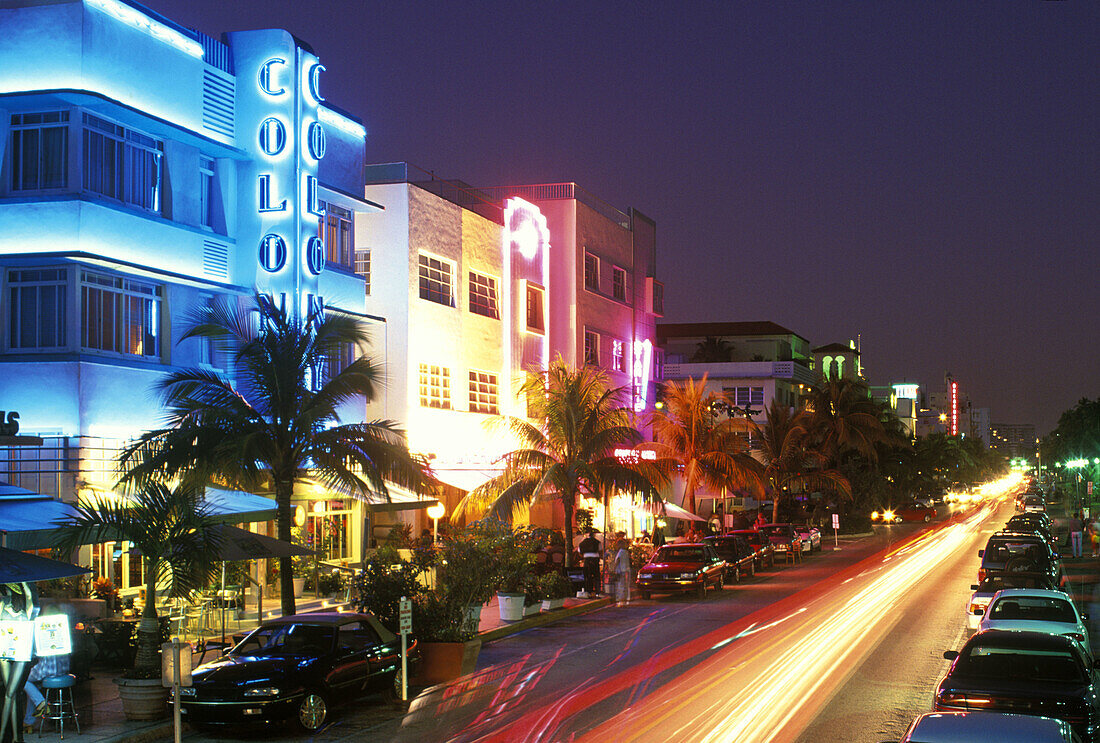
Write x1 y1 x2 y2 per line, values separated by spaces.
631 339 653 412
950 381 958 436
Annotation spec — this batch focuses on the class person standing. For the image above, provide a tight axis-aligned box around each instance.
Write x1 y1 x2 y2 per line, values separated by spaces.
578 530 602 598
611 538 632 605
1069 511 1085 559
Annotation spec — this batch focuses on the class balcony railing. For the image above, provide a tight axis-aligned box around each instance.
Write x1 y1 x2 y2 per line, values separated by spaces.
662 360 817 385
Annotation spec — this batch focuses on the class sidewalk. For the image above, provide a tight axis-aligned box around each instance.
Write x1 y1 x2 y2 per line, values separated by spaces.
32 593 610 743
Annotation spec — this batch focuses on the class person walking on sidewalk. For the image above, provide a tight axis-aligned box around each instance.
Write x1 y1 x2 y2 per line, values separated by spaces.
611 538 632 606
578 530 602 597
1069 511 1085 558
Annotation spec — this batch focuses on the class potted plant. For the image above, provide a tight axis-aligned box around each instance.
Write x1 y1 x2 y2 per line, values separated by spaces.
412 592 481 685
54 483 221 721
438 522 502 631
491 523 537 622
538 572 573 612
291 555 312 598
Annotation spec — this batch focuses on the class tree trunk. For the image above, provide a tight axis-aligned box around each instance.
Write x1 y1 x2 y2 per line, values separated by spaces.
133 565 161 677
683 460 698 517
562 493 575 569
275 477 296 617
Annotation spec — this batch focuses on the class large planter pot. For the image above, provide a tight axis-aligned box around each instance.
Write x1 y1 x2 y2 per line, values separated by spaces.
292 577 306 598
114 677 169 721
497 592 526 622
461 604 483 635
541 598 566 612
416 639 482 686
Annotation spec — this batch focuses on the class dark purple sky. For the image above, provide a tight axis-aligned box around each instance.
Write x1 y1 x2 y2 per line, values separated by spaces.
146 0 1098 434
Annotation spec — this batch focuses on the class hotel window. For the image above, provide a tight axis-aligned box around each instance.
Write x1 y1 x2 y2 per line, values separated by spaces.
197 294 227 370
355 249 371 295
611 339 627 373
10 111 69 191
652 281 664 315
525 283 545 332
199 157 215 229
469 272 499 319
418 364 452 409
7 268 67 349
418 254 454 307
468 370 499 414
80 270 161 358
727 386 765 408
584 330 600 367
584 252 599 292
82 113 162 214
612 266 627 302
322 202 354 269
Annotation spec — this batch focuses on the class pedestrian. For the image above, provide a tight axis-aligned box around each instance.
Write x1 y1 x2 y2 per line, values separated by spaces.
578 530 602 597
24 635 70 733
611 538 632 605
754 511 768 530
1090 518 1100 558
1069 511 1085 559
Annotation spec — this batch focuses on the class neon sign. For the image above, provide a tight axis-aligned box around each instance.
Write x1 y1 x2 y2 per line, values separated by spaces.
86 0 204 58
950 380 958 436
631 339 653 412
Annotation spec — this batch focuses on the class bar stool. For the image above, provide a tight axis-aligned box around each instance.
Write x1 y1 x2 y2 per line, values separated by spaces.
38 674 80 739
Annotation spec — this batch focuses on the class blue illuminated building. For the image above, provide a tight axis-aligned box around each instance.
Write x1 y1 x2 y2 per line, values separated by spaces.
0 0 378 585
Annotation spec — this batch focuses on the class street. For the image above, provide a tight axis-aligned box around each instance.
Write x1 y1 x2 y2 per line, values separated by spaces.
190 499 1007 743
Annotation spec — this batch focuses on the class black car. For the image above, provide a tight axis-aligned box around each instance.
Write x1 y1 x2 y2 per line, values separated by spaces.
703 535 757 582
728 530 776 570
978 531 1064 587
1005 515 1057 550
936 629 1099 741
178 612 414 732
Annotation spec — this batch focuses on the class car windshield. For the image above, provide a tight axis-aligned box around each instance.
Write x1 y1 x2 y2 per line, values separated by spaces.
989 597 1077 623
708 539 744 555
985 542 1047 563
956 646 1084 683
654 547 704 562
760 526 790 538
232 623 335 657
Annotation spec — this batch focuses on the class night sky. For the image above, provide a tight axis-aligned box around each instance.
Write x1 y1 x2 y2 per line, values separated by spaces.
145 0 1098 434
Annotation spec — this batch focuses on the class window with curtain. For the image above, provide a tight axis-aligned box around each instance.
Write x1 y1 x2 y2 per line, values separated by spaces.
10 111 69 191
82 113 162 214
7 268 67 350
80 270 161 358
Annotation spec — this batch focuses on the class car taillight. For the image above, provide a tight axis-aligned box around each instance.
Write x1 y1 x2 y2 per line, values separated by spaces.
1064 632 1086 643
968 603 984 614
977 568 986 582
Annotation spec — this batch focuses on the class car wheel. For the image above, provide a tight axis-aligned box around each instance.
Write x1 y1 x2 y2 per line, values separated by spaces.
716 574 724 591
384 664 406 705
296 689 329 733
923 514 931 522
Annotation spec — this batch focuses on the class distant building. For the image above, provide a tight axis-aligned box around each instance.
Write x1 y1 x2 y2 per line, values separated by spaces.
991 423 1037 461
871 383 919 440
811 341 863 381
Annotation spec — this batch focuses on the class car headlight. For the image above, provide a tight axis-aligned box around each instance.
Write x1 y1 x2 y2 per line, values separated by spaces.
883 510 895 521
871 511 879 520
639 573 653 579
243 687 281 698
178 687 196 698
679 572 699 579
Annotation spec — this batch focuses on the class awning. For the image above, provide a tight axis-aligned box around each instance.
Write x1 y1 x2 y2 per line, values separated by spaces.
361 484 437 513
204 488 278 523
430 468 503 493
636 501 706 522
0 546 90 584
0 485 81 551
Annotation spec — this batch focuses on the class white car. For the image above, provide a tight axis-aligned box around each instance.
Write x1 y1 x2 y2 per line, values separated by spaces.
978 588 1090 653
900 711 1081 743
966 573 1066 629
793 524 821 552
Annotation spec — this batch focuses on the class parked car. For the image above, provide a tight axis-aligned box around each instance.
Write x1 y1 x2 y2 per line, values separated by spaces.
636 543 727 599
979 589 1091 655
178 612 413 732
1005 515 1058 551
967 572 1065 630
898 711 1082 743
792 524 822 552
936 630 1099 742
703 535 757 582
759 524 805 554
1021 494 1048 514
727 529 776 570
978 531 1064 587
872 502 937 523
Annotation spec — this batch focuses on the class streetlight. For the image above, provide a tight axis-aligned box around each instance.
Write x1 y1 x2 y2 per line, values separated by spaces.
427 502 446 544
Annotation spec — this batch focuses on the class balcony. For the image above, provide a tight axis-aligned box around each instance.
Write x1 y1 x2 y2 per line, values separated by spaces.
662 360 817 386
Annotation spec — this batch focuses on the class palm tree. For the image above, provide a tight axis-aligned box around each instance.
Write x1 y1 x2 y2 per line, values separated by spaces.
645 376 765 517
53 483 221 677
691 336 733 363
804 378 897 465
118 293 432 616
456 358 663 567
752 399 851 523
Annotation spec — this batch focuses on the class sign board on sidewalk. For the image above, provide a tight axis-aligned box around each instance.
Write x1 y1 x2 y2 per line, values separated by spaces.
34 614 71 656
831 513 840 530
161 640 193 688
398 597 412 635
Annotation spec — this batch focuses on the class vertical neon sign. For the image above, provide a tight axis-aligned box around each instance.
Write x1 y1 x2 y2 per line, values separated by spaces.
631 339 653 412
950 380 958 436
502 198 550 415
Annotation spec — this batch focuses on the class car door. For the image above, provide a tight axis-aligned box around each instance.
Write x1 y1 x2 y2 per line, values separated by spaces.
329 621 378 700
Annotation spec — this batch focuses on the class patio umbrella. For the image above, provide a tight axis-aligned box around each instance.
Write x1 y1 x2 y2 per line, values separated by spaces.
0 546 89 584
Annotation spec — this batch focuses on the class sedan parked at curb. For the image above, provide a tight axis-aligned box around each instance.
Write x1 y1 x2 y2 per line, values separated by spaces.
793 524 822 552
636 544 727 599
897 711 1082 743
703 535 757 582
178 612 413 733
935 630 1100 742
727 530 776 570
979 589 1091 655
759 524 805 554
967 572 1065 630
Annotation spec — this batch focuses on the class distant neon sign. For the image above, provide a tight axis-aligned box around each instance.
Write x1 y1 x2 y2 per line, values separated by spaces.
950 380 958 436
632 339 653 412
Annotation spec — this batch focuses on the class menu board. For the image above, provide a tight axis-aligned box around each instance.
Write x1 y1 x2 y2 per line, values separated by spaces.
0 620 34 661
34 615 71 656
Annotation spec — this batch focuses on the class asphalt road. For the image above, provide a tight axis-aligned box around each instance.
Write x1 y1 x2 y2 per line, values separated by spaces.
186 500 1006 743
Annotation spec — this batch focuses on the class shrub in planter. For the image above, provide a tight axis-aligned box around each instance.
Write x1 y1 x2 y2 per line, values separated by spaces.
353 552 433 633
537 572 573 601
316 570 345 597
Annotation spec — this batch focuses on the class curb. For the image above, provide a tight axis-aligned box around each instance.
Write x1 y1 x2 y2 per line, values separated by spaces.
96 721 174 743
478 598 613 644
